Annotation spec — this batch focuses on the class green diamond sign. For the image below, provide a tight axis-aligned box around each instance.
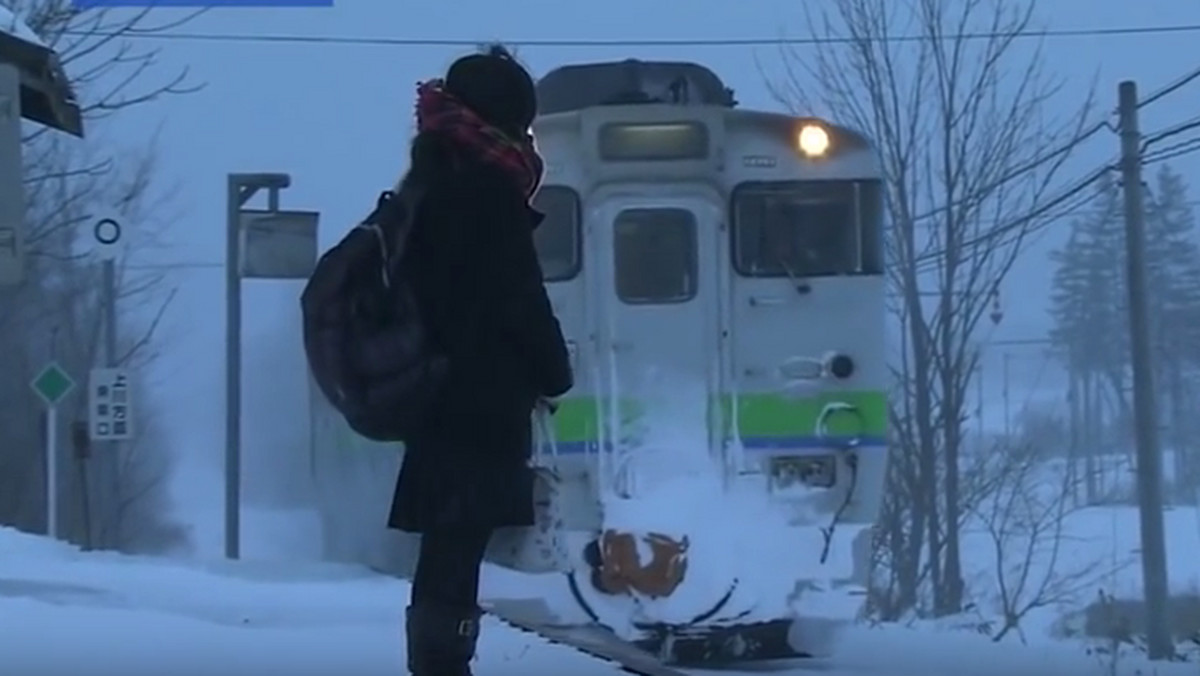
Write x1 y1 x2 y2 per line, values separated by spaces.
31 362 75 406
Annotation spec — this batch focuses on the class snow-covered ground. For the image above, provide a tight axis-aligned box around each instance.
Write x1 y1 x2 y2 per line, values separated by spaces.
2 523 1196 676
0 526 615 676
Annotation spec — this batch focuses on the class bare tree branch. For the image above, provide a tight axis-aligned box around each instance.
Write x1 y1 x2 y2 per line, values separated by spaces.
772 0 1098 617
1 0 199 550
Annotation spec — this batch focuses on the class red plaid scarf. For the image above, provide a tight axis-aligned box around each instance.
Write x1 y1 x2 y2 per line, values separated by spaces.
415 79 544 200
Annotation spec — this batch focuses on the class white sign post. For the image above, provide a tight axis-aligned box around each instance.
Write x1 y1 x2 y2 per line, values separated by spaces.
31 362 75 539
88 368 133 441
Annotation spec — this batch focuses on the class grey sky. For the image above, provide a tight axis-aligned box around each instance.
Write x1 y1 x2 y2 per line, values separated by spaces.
76 0 1200 511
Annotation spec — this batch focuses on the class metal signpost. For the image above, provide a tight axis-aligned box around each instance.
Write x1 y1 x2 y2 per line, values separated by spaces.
31 362 76 539
89 213 127 541
225 173 319 559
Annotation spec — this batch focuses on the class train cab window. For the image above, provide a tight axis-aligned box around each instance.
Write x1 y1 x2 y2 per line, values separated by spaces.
732 180 884 277
531 186 582 281
614 208 698 304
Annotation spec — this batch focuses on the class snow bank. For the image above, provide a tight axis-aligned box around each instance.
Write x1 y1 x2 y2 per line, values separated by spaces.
0 525 80 561
0 527 620 675
0 6 44 46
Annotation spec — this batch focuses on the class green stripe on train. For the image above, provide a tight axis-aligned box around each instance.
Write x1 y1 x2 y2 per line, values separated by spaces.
550 390 887 443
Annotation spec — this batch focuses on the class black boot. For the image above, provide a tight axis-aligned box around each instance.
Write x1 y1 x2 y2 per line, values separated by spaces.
406 604 482 676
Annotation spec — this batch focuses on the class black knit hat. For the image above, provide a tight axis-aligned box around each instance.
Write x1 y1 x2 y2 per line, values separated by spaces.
444 44 537 137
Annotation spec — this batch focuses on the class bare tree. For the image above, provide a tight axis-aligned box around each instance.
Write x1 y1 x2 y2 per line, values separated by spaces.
1 0 199 550
769 0 1098 617
96 382 190 553
972 439 1112 643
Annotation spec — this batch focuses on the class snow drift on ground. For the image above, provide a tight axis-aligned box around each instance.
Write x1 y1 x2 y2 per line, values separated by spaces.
2 525 1197 675
0 526 620 676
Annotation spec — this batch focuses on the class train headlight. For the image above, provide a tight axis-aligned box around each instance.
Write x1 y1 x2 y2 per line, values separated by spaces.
797 124 830 157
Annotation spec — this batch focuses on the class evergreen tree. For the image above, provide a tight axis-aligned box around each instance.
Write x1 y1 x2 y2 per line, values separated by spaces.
1143 164 1200 494
1145 164 1200 369
1049 170 1128 380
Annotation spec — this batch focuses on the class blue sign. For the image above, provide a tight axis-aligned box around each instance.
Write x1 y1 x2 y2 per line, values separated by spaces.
73 0 330 6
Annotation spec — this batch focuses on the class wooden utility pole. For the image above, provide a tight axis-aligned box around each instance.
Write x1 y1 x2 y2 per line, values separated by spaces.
1117 79 1172 660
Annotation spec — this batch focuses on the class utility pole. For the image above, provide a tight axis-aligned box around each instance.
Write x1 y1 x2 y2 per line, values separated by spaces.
1117 79 1172 660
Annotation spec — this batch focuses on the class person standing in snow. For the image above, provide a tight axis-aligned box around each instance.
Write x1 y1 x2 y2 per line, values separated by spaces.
387 45 574 676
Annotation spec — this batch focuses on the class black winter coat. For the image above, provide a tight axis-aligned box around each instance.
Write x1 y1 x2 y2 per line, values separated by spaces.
387 157 573 534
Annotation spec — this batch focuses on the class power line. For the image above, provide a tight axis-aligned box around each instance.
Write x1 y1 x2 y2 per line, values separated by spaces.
1141 115 1200 152
1144 137 1200 166
906 118 1114 228
903 59 1200 269
132 129 1200 274
133 58 1200 274
64 22 1200 49
1138 66 1200 110
912 162 1116 272
912 130 1200 273
856 59 1199 232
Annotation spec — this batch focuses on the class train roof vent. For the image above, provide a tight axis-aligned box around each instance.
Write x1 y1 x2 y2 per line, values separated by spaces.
537 59 737 115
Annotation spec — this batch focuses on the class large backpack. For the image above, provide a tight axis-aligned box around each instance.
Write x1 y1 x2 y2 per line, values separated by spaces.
300 187 447 442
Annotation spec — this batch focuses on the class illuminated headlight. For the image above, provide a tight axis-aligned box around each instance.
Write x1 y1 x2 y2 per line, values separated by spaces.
797 124 830 157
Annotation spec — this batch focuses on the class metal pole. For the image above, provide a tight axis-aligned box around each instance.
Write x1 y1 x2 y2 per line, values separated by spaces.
46 326 59 539
47 405 57 538
103 259 117 368
102 258 117 547
1118 79 1172 660
224 173 290 560
0 63 25 287
225 176 243 560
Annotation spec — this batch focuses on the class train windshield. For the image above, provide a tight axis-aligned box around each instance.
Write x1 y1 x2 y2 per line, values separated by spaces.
731 180 883 277
613 208 698 304
532 186 582 281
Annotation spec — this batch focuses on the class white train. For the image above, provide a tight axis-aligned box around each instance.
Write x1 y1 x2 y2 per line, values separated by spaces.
309 59 889 666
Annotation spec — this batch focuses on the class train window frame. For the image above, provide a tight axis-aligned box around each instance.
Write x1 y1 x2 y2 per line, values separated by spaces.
613 207 699 305
531 185 583 282
729 179 884 278
597 121 710 162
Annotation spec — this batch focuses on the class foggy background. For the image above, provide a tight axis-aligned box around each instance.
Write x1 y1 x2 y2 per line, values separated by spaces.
8 0 1200 559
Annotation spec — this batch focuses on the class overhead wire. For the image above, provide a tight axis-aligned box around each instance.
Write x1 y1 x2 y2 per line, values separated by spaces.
100 24 1200 273
906 59 1200 238
1140 115 1200 153
910 162 1117 273
128 140 1200 276
911 135 1200 275
61 21 1200 49
1143 137 1200 166
904 118 1115 229
1136 65 1200 110
904 55 1200 273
